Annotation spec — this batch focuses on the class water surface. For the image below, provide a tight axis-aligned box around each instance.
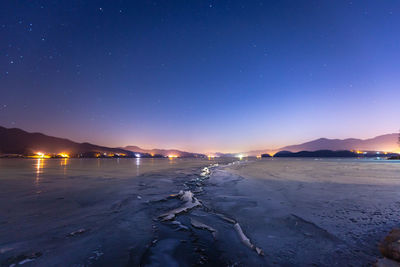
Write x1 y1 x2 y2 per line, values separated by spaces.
1 158 400 266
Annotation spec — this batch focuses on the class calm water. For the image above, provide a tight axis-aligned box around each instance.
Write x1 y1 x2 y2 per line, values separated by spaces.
0 157 221 182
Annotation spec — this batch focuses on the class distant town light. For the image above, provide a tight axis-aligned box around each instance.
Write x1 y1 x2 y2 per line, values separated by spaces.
58 153 69 158
30 152 60 159
34 152 51 159
135 153 141 158
168 155 178 158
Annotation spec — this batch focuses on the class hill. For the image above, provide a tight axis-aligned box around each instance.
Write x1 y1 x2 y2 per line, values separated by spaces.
281 134 397 152
274 150 358 158
123 146 205 158
245 133 398 156
0 126 133 156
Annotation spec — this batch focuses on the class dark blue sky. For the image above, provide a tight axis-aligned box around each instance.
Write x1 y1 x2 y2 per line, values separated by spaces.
0 1 399 152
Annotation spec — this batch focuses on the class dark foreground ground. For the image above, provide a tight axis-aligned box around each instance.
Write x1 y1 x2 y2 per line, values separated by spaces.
1 158 400 266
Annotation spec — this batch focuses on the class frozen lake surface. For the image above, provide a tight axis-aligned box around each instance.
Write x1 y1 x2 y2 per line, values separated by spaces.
0 158 400 266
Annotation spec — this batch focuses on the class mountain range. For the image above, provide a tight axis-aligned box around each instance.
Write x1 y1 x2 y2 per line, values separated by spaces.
244 133 398 156
0 125 398 157
0 126 203 157
0 126 133 156
122 145 204 158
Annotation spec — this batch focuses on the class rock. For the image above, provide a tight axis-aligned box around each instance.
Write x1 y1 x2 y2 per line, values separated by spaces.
379 229 400 261
374 258 400 267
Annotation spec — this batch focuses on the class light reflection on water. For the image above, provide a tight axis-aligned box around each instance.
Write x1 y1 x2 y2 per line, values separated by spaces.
60 158 68 166
136 158 140 176
25 158 197 179
61 158 68 175
35 158 44 185
0 158 220 187
34 158 148 184
1 157 395 188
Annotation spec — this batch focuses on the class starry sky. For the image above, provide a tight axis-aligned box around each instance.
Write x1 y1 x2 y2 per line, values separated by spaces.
0 1 399 153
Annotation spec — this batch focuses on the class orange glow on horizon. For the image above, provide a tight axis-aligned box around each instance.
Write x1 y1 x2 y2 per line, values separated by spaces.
31 152 51 159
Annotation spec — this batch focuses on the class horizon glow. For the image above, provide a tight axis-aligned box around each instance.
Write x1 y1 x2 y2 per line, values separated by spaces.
0 1 399 153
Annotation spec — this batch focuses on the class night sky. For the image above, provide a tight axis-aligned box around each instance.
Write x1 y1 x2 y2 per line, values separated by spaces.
1 1 399 153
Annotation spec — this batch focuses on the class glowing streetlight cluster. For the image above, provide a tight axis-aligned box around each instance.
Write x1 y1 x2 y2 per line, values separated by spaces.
32 152 51 159
236 154 245 160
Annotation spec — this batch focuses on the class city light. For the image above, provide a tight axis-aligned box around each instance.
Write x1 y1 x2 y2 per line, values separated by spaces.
33 152 51 159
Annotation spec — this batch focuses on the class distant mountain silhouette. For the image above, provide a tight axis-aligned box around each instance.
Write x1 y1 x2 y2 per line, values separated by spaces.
1 125 397 157
281 134 397 152
0 126 133 156
273 150 399 158
274 150 358 158
245 134 398 156
123 146 204 158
